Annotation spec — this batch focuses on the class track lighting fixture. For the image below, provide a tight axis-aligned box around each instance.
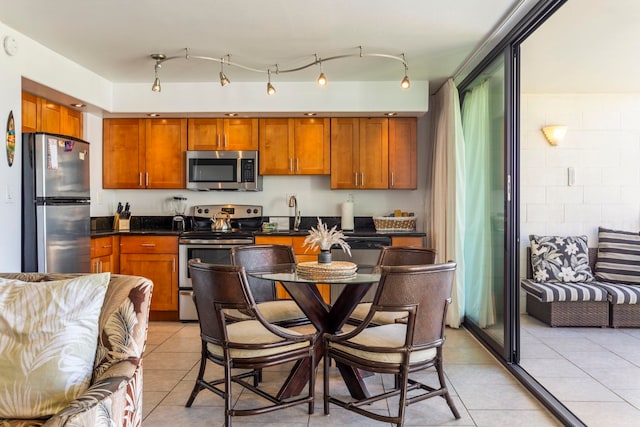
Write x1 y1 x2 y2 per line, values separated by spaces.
315 54 327 87
219 55 230 86
151 53 165 92
149 47 410 96
400 58 410 89
267 70 276 95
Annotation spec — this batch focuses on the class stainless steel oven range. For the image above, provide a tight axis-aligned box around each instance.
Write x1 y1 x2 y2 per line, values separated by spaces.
178 204 263 321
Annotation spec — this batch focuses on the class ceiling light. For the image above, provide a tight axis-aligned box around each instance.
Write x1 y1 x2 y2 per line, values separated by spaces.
541 125 567 146
316 54 327 87
385 112 397 116
71 103 85 108
150 53 165 92
400 57 410 89
219 55 230 86
267 70 276 96
304 112 316 116
148 47 410 94
225 113 238 117
147 113 160 117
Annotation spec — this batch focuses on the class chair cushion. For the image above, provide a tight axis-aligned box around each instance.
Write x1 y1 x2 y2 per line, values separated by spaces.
207 320 309 359
596 282 640 305
350 302 408 325
595 227 640 285
530 235 594 282
520 279 607 302
330 323 437 364
0 273 110 418
257 300 306 323
225 301 306 324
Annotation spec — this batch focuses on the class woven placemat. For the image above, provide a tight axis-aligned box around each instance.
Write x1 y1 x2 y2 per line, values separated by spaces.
296 261 357 280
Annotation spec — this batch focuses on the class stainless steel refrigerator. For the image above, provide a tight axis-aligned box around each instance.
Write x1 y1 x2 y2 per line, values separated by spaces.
22 132 91 273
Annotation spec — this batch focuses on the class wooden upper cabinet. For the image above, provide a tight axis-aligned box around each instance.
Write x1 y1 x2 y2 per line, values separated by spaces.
22 92 39 133
330 118 388 189
259 118 329 175
61 107 83 139
103 118 146 188
145 118 187 188
330 118 359 189
103 118 186 189
259 118 294 174
21 92 83 139
388 118 417 189
39 98 61 134
187 118 258 151
293 118 330 174
359 118 389 189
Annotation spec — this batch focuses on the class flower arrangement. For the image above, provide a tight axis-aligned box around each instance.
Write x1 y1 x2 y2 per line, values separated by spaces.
303 217 351 256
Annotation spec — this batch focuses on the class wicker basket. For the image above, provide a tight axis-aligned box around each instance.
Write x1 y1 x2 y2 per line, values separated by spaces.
373 216 416 232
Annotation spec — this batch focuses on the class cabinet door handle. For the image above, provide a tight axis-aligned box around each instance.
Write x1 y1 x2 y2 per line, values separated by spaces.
289 158 293 172
145 172 149 187
391 172 395 188
361 172 365 187
98 261 103 273
217 134 221 148
296 158 299 173
102 245 112 249
139 172 142 187
140 243 156 247
354 172 358 187
223 134 228 148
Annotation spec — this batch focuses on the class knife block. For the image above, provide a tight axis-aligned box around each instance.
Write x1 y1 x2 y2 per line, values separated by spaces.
113 213 130 231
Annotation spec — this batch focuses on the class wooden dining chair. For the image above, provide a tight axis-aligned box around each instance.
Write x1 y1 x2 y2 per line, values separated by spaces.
324 262 460 427
230 244 309 327
185 260 316 427
349 246 437 325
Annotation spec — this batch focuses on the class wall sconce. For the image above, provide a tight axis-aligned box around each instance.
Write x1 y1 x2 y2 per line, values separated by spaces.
541 125 567 146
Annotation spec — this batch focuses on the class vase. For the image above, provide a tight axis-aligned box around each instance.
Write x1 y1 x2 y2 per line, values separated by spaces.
318 249 332 264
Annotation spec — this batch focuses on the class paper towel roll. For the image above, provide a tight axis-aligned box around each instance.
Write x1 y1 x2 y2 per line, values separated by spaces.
341 201 354 230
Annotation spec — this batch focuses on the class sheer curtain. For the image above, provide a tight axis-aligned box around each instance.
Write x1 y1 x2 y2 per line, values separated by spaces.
460 80 496 328
428 79 466 328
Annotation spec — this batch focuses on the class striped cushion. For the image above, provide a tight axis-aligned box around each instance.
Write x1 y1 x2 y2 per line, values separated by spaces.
596 282 640 305
595 227 640 284
520 279 607 302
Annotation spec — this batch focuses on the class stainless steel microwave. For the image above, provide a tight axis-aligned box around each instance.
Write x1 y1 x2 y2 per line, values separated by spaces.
186 150 262 191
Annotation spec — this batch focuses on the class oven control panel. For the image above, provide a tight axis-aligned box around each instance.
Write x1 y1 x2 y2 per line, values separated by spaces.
193 204 262 219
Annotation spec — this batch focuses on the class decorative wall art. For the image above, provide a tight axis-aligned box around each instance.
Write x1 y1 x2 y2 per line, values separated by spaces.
6 110 15 167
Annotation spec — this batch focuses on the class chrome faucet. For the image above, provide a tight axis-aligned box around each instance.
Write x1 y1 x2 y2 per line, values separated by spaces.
288 195 301 231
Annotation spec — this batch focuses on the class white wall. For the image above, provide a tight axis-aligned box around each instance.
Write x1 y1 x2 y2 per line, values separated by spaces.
520 93 640 307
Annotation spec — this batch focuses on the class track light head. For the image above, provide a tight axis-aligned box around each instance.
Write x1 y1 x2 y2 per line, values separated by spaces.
317 72 327 87
267 70 276 95
400 75 410 89
150 53 165 93
219 71 230 86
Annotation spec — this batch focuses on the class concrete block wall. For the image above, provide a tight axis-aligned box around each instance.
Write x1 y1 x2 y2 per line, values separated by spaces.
519 93 640 311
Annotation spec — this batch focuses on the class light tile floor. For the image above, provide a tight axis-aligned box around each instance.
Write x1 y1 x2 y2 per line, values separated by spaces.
520 314 640 426
142 321 560 426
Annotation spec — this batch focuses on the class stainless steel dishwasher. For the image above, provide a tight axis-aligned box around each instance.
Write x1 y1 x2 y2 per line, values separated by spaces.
330 235 391 304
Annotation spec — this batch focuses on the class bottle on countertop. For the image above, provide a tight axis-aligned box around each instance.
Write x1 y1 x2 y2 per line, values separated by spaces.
341 194 354 231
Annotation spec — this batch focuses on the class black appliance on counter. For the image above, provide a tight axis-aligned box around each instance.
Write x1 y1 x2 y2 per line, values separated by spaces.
178 204 263 321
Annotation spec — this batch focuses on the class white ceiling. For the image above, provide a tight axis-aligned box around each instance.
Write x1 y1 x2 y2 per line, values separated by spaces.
0 0 521 93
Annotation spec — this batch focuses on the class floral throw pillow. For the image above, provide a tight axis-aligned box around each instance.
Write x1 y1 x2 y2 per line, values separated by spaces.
530 235 594 282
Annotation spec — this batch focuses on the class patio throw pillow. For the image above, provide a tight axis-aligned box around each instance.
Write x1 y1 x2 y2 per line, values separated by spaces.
595 227 640 284
530 235 594 282
0 273 110 419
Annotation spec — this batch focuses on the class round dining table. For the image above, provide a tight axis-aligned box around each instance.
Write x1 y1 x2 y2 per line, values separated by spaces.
249 264 380 400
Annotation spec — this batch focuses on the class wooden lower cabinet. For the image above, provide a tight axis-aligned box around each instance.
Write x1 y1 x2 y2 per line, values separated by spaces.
391 236 424 248
120 236 178 312
90 235 119 273
254 235 329 303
